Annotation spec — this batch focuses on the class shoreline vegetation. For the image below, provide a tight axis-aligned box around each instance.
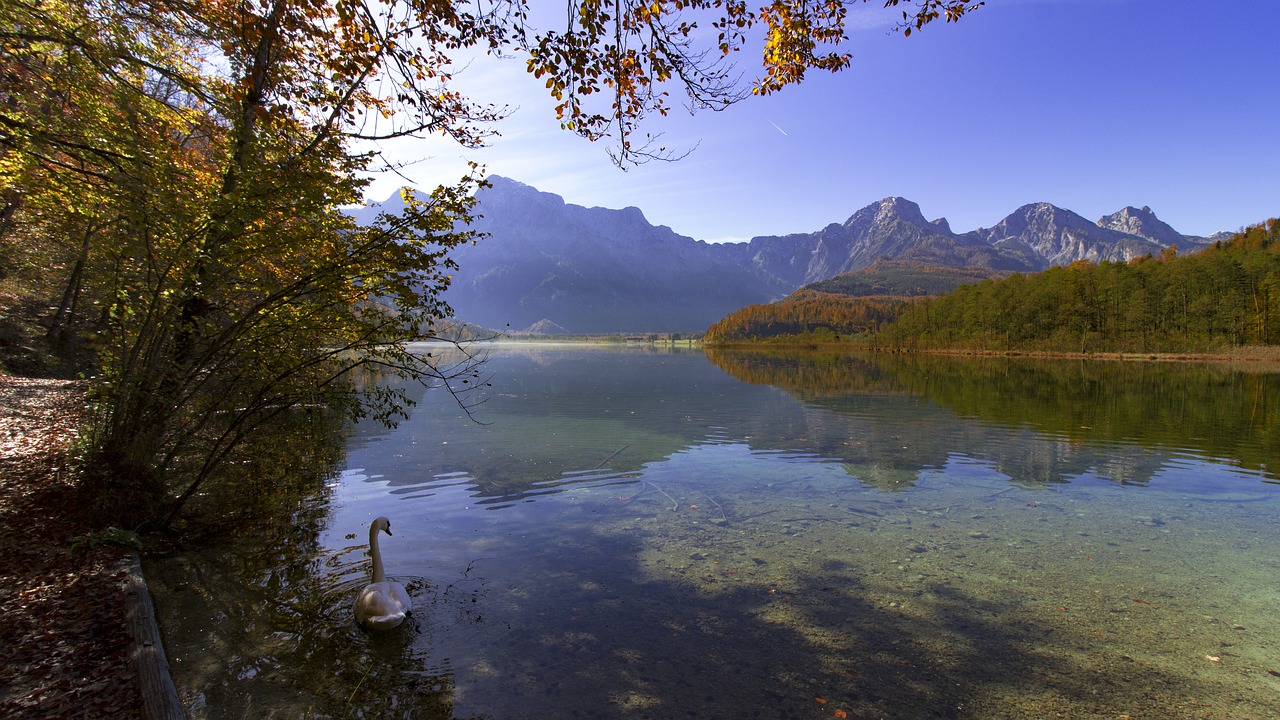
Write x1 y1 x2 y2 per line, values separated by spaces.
486 334 1280 371
702 341 1280 369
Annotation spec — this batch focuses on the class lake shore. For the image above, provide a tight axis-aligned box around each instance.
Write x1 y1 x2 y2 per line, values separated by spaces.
708 342 1280 369
0 377 142 719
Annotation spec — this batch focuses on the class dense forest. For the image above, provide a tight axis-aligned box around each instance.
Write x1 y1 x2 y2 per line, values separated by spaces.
708 220 1280 354
704 290 915 343
705 261 995 343
877 219 1280 353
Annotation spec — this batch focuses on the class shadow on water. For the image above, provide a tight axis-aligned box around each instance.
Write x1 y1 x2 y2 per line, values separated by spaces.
146 345 1280 719
146 511 476 719
151 508 1230 720
459 488 1277 720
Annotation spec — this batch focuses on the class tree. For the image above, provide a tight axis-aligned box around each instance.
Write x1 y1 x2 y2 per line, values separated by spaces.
0 0 981 526
520 0 981 162
868 222 1280 355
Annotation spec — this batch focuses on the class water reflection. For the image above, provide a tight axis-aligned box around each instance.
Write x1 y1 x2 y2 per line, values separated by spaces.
147 344 1280 719
147 493 473 718
343 344 791 504
706 347 1280 487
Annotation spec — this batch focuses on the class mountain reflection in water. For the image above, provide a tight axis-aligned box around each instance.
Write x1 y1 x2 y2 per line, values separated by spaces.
147 344 1280 720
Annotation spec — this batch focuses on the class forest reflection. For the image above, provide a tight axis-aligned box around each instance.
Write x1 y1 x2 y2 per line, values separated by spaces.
147 345 1280 719
705 347 1280 487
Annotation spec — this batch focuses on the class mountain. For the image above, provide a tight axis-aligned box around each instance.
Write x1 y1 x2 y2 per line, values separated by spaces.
1097 205 1188 247
970 202 1167 269
1096 205 1230 250
353 177 1227 334
518 319 571 336
806 259 1003 298
387 177 792 333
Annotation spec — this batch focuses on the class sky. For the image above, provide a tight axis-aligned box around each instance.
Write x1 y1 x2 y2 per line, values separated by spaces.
359 0 1280 243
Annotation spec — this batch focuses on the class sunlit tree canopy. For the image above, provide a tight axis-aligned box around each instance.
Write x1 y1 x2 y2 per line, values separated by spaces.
0 0 977 526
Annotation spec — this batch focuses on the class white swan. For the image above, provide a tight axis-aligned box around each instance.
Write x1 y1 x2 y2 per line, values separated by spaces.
353 516 412 630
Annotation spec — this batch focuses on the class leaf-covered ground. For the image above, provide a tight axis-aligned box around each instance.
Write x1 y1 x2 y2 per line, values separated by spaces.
0 377 142 719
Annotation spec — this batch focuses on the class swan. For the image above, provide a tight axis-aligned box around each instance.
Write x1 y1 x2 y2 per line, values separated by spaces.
353 516 412 630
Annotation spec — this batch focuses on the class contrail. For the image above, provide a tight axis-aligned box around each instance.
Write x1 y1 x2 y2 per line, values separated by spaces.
768 120 788 136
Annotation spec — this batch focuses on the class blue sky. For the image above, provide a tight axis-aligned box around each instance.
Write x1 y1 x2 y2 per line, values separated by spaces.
362 0 1280 243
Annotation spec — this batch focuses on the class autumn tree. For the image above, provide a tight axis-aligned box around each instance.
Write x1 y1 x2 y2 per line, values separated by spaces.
870 221 1280 354
0 0 981 526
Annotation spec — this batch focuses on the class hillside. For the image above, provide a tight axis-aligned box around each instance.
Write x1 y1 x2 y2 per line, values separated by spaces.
705 260 1003 342
705 290 916 343
873 220 1280 354
806 260 1003 297
353 178 1227 334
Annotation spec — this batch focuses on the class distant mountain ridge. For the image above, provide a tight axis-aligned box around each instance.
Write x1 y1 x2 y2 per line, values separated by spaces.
353 176 1230 333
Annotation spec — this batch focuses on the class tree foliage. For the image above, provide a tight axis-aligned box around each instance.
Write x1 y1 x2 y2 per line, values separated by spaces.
874 220 1280 354
706 288 915 342
706 224 1280 352
705 261 993 343
517 0 982 162
2 0 494 525
0 0 978 526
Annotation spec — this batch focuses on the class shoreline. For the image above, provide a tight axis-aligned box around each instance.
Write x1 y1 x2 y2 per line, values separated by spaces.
705 342 1280 368
0 377 145 719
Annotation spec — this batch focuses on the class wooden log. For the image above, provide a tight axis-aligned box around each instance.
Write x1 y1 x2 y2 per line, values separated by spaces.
121 554 186 720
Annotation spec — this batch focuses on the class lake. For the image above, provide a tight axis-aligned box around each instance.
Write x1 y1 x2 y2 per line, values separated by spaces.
146 344 1280 719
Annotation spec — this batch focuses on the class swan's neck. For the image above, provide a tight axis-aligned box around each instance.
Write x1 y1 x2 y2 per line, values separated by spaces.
369 525 386 583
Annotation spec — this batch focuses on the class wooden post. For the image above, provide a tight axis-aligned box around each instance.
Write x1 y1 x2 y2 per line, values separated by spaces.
122 554 186 720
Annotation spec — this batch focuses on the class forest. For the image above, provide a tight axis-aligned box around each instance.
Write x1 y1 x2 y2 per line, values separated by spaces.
707 219 1280 354
877 219 1280 353
704 289 916 343
704 260 993 343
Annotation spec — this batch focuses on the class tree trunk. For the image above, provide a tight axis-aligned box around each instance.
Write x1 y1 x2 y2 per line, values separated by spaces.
49 224 95 341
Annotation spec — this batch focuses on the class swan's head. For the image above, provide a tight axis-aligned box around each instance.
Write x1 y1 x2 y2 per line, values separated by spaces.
372 516 393 536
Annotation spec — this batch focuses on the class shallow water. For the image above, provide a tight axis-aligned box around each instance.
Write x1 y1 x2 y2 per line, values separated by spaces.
147 344 1280 719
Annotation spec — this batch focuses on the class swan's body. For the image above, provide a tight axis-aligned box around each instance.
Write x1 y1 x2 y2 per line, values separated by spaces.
354 517 412 630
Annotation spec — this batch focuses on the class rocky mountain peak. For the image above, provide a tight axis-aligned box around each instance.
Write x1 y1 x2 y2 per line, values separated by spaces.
350 178 1230 333
846 196 931 232
979 202 1164 268
480 175 566 214
983 203 1091 244
1097 205 1183 246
